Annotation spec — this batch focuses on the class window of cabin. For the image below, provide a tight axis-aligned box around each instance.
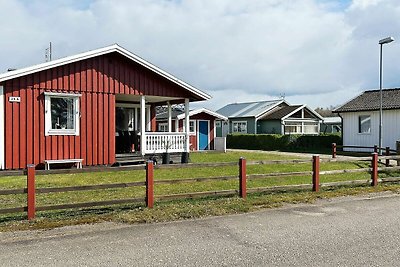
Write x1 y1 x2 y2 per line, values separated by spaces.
45 92 81 136
232 121 247 133
158 123 168 132
358 115 371 133
189 120 196 134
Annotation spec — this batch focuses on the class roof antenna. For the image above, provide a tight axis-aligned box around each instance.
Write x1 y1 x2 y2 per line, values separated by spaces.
45 42 52 62
280 93 285 99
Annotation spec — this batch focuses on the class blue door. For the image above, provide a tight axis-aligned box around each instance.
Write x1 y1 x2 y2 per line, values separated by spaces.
198 121 209 150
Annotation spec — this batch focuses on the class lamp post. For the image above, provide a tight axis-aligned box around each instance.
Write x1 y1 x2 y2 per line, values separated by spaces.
378 37 394 155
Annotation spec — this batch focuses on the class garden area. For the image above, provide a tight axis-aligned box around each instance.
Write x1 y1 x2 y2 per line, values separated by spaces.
0 150 399 232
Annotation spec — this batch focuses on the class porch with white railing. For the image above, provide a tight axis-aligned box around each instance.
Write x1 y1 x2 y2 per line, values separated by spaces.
144 132 187 154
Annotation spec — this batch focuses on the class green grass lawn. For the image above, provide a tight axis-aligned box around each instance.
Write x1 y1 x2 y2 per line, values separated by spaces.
0 151 398 231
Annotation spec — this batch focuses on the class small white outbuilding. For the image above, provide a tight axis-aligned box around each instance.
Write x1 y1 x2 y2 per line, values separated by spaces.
334 88 400 152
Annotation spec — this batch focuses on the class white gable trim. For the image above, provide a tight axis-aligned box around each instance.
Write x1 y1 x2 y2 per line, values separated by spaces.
0 86 4 169
281 105 323 120
0 44 211 101
176 108 228 121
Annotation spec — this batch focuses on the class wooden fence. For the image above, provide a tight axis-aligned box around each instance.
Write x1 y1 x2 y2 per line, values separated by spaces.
2 153 400 220
331 143 398 159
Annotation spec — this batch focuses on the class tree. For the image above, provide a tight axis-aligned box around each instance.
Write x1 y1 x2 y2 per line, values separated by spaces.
314 105 337 117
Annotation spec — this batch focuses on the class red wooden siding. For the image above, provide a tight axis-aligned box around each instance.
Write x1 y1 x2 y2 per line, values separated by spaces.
3 52 195 169
176 113 216 151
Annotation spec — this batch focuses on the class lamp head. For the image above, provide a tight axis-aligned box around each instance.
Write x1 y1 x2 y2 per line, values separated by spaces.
379 37 394 45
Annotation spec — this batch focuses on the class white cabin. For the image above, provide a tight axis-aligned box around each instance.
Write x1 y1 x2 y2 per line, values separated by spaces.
335 88 400 152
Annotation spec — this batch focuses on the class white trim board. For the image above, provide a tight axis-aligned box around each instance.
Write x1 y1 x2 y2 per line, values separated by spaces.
0 86 4 169
176 108 228 121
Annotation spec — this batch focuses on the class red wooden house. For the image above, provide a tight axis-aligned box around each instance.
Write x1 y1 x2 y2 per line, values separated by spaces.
0 44 211 170
156 108 228 151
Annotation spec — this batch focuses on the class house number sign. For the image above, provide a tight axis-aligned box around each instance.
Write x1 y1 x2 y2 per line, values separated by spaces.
9 96 21 103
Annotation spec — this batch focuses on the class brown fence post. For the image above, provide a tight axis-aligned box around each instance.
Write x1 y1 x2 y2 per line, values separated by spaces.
239 157 247 199
312 155 320 192
385 147 390 167
332 143 337 158
371 153 378 187
27 164 36 220
146 161 154 208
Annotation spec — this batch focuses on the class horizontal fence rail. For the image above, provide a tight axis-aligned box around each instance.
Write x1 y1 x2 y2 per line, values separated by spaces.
2 152 400 220
332 143 399 158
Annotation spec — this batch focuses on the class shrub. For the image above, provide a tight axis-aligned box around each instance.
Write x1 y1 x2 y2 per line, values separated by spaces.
227 134 342 151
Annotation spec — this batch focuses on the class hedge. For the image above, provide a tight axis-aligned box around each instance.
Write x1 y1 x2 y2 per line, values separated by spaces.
226 134 342 151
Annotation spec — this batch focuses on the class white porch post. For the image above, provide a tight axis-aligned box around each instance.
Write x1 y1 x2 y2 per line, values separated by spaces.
0 86 4 169
140 95 146 156
167 101 172 132
184 98 190 152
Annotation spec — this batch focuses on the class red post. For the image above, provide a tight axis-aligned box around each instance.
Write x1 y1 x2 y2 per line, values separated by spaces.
374 145 378 154
332 143 337 158
146 161 154 208
239 157 247 199
27 164 36 220
385 147 390 167
312 155 320 192
371 153 378 187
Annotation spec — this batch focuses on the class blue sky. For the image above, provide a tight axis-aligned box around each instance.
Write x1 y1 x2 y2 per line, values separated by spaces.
1 0 399 110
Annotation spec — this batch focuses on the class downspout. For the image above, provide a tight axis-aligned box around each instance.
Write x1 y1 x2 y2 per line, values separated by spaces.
255 118 258 134
337 113 343 145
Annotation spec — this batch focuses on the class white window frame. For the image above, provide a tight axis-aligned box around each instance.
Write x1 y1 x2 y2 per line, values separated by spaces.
189 120 196 135
358 115 371 134
232 121 247 133
44 92 81 136
158 122 168 132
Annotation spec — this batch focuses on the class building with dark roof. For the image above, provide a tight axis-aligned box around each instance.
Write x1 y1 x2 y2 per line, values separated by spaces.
216 100 322 136
334 88 400 151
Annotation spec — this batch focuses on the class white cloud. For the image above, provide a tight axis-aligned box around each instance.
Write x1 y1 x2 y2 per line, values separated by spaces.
1 0 400 110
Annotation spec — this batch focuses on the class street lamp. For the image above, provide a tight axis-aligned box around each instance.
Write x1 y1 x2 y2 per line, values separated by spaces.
378 36 394 155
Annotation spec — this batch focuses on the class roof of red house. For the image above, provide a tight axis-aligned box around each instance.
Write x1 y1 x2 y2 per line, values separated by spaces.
0 44 211 101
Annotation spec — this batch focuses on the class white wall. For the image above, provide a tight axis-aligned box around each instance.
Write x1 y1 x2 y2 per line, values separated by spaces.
0 85 4 169
342 110 400 151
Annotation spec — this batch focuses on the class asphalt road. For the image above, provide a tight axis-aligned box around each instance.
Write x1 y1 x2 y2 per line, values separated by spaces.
1 193 400 266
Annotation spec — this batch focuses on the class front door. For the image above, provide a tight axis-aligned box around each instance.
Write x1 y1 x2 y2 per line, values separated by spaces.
198 120 209 150
115 107 138 154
